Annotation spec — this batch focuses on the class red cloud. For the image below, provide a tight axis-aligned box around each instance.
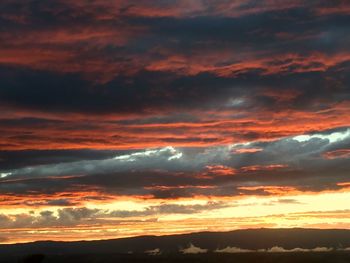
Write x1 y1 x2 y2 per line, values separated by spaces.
323 149 350 160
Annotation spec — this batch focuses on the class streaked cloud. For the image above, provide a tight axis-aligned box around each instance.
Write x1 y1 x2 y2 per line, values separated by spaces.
0 0 349 243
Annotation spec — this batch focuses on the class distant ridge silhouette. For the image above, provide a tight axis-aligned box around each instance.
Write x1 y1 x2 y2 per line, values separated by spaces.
1 228 350 257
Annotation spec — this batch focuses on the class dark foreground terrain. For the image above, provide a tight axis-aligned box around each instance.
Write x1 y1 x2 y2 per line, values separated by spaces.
2 229 350 263
4 252 350 263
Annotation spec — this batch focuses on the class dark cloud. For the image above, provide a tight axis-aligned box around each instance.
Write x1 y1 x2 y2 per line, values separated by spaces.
109 201 228 217
0 0 349 223
1 127 349 201
0 64 348 120
0 201 228 229
0 0 349 116
0 149 126 170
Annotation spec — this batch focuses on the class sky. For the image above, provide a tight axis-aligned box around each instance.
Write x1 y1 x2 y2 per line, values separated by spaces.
0 0 350 244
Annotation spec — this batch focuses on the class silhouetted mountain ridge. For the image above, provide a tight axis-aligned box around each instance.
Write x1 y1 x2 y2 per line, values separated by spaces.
1 228 350 256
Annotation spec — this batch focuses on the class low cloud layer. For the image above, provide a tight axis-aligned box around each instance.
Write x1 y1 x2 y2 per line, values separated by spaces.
215 246 336 253
180 244 208 254
0 202 227 229
144 248 161 256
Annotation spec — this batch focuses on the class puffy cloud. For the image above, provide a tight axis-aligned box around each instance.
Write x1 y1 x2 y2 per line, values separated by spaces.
0 172 11 178
0 201 229 229
180 244 208 254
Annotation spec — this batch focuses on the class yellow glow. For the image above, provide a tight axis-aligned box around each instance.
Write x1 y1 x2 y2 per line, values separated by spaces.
1 190 350 244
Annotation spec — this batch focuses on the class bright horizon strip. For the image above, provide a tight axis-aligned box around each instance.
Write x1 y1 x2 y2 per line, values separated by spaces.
1 189 350 244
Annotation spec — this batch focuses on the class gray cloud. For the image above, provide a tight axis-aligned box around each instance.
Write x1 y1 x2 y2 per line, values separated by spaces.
0 201 228 229
0 128 349 200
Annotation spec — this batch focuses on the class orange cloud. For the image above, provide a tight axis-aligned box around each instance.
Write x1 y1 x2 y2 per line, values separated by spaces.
231 148 263 154
0 101 349 150
237 186 299 195
323 149 350 160
204 165 237 177
240 164 288 172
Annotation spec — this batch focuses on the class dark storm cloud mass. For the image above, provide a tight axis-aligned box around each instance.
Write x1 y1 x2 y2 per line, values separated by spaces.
0 1 349 115
1 128 349 202
0 0 350 206
0 149 125 170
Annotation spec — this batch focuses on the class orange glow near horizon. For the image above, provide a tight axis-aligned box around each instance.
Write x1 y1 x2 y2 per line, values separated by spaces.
1 189 350 244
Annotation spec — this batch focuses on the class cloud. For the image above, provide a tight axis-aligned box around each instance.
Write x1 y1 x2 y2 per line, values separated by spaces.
110 201 228 217
144 248 161 255
0 148 121 170
215 246 334 253
266 246 333 253
3 146 184 179
0 127 349 203
0 0 349 244
323 149 350 160
180 244 208 254
0 172 11 178
0 202 229 229
0 0 350 122
0 236 8 243
264 198 304 206
215 247 254 253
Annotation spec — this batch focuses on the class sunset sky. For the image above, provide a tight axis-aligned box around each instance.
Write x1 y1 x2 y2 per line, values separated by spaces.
0 0 350 244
